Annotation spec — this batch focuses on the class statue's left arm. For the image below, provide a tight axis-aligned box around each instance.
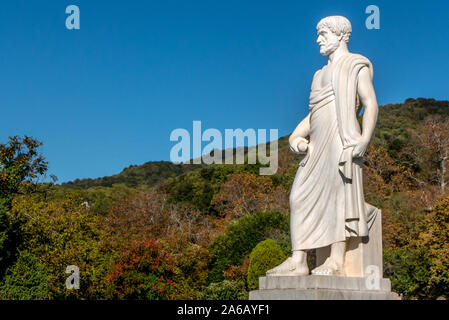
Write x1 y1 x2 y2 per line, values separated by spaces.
353 66 379 158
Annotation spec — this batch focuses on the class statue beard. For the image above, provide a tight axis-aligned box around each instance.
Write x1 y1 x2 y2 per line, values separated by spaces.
319 40 340 56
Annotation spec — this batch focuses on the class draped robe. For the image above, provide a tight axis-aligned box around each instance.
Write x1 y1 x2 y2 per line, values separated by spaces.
290 53 379 251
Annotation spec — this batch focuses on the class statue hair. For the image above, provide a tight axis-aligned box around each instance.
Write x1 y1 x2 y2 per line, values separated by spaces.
317 16 352 44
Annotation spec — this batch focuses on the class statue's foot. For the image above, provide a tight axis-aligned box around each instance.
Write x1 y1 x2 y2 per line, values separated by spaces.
266 257 309 276
311 257 343 276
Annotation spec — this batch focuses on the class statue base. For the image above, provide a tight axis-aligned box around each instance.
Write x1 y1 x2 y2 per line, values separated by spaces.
249 275 400 300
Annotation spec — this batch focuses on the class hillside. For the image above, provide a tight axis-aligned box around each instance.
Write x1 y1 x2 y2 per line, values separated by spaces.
61 161 205 189
62 98 448 191
373 98 449 158
61 141 291 189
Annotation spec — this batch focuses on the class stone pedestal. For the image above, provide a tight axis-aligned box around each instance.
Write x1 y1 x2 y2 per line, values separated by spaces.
249 275 400 300
317 209 384 277
249 211 400 300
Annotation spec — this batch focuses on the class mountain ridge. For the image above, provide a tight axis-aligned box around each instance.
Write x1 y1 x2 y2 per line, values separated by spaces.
62 97 449 190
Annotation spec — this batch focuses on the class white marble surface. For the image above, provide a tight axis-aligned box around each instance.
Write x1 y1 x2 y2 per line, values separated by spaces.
249 275 400 300
259 275 391 291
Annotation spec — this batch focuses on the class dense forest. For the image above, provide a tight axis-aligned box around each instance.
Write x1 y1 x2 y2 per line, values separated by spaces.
0 97 448 300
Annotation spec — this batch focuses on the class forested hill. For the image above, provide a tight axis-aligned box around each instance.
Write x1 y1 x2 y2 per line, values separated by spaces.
61 161 205 189
62 98 449 190
373 98 449 158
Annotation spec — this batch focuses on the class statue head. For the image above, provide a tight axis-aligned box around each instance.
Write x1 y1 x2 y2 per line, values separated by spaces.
316 16 352 56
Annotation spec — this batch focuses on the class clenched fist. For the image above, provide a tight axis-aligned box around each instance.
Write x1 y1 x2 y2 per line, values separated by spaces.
290 136 309 154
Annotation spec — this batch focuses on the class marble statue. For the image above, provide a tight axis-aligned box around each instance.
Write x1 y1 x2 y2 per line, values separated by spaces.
267 15 380 277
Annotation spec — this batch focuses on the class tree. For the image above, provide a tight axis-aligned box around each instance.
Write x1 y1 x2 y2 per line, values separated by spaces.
0 250 51 300
105 240 177 300
416 195 449 298
0 136 48 271
8 194 109 299
406 115 449 194
169 244 213 299
103 189 215 248
211 173 289 218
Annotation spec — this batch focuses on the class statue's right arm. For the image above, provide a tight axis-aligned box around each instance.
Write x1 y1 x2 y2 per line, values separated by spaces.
289 113 310 153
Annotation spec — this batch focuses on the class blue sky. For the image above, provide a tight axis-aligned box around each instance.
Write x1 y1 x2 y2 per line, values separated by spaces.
1 0 448 183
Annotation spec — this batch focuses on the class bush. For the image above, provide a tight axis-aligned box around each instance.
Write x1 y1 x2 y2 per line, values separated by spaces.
384 247 432 299
105 240 177 300
247 239 285 291
0 250 51 300
209 211 289 283
198 280 247 300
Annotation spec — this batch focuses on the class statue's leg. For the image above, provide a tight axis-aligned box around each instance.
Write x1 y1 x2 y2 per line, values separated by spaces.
330 241 346 269
266 250 309 276
311 241 346 275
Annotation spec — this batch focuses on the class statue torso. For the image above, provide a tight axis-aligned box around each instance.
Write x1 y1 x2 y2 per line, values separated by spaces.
311 64 333 91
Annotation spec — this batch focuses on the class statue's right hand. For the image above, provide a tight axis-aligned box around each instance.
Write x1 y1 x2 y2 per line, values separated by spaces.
290 137 309 154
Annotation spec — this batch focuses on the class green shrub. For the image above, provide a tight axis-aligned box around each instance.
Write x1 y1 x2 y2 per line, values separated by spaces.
384 247 432 299
247 239 285 290
209 211 289 283
198 280 247 300
0 250 51 300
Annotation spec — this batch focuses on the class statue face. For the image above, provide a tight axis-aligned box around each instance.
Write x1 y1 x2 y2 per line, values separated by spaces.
316 26 341 56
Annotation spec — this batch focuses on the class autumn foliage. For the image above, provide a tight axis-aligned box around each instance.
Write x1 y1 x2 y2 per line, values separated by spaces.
105 240 176 300
211 173 289 219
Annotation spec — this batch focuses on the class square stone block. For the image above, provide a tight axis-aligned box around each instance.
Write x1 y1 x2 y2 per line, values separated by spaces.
249 275 400 300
